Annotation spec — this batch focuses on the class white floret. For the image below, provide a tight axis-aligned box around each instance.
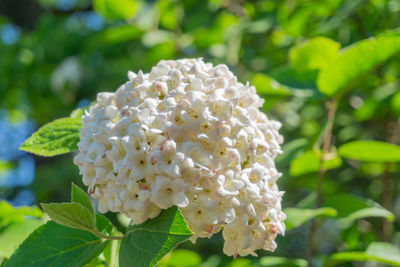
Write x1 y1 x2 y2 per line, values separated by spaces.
74 58 285 257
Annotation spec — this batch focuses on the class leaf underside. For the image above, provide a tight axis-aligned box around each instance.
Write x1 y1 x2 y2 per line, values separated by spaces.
41 202 96 232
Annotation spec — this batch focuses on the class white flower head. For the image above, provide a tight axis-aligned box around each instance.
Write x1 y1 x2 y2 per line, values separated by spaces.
150 175 188 209
74 58 285 257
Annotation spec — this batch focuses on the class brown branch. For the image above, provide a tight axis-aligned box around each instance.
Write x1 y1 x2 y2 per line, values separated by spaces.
381 118 400 241
381 163 393 242
314 100 338 208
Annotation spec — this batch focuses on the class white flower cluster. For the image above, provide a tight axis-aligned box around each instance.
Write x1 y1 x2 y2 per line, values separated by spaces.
74 58 285 257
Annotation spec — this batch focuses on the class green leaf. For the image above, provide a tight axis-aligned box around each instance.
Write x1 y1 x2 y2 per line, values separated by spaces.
41 202 96 232
284 207 337 230
353 98 379 122
228 258 256 267
276 138 308 164
269 65 318 90
157 0 183 30
365 243 400 265
316 0 363 34
157 249 201 267
252 73 292 96
5 221 108 267
0 220 44 258
329 242 400 266
289 37 340 71
19 117 81 157
0 201 43 225
119 206 192 267
338 140 400 162
289 150 342 176
70 183 114 235
101 25 142 44
94 0 138 20
391 90 400 115
252 73 315 98
259 256 308 267
243 17 273 34
96 214 113 235
0 160 11 173
325 194 394 228
85 257 105 267
317 34 400 96
71 183 94 216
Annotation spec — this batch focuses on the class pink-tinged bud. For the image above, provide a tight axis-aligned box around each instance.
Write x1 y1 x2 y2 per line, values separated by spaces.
139 183 149 190
264 222 278 234
233 250 238 259
204 224 215 234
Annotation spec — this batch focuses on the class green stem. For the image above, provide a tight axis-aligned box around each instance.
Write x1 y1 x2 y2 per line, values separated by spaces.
307 99 338 266
109 239 119 267
93 230 124 241
314 99 338 208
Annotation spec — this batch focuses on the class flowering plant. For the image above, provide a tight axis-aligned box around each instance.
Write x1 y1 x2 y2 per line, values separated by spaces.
3 7 400 265
75 58 285 257
15 58 285 266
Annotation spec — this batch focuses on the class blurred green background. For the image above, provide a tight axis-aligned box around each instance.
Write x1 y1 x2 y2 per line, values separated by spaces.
1 0 400 266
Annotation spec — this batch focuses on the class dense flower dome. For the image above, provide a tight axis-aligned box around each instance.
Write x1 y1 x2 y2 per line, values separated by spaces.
74 58 285 257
